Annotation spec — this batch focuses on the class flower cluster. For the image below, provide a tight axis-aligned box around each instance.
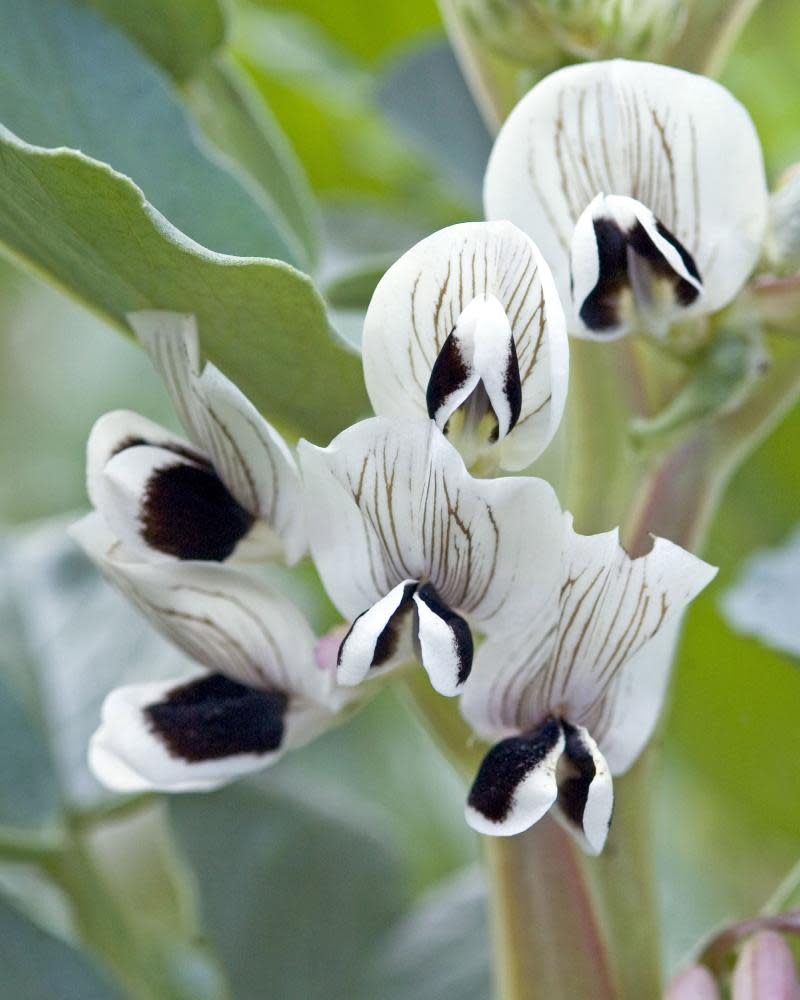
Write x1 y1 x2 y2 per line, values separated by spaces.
71 57 774 853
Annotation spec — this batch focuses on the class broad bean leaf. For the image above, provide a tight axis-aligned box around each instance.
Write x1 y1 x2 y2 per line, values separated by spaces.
0 0 301 265
0 128 368 440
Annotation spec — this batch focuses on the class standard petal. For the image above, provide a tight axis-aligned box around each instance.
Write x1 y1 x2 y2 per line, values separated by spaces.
299 416 565 632
99 442 254 562
485 60 768 326
128 311 305 560
465 718 565 837
70 514 334 706
460 517 716 772
362 222 568 470
337 579 418 687
89 671 331 793
413 583 474 696
553 722 613 855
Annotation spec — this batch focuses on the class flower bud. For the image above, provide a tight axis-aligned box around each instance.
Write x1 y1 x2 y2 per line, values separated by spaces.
731 930 800 1000
665 965 721 1000
767 164 800 274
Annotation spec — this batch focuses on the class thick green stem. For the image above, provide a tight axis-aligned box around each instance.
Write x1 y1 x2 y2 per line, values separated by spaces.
484 819 618 1000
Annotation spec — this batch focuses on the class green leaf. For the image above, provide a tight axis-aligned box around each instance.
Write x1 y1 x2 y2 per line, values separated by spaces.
362 868 490 1000
0 128 368 439
85 0 227 81
184 56 321 269
170 781 407 1000
0 0 302 265
0 892 125 1000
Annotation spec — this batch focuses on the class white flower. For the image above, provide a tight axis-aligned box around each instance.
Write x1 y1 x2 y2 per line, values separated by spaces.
460 517 716 851
485 60 768 340
71 514 350 793
299 416 564 696
87 311 305 565
362 222 569 471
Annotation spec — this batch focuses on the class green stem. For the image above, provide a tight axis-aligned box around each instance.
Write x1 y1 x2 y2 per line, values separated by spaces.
484 819 618 1000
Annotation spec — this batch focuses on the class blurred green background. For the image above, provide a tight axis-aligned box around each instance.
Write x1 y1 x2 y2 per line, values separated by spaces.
0 0 798 997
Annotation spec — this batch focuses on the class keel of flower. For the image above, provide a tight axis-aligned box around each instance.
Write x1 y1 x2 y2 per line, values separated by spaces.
485 60 768 340
87 312 306 567
362 223 568 471
571 193 704 339
71 514 351 793
299 416 564 696
461 517 716 850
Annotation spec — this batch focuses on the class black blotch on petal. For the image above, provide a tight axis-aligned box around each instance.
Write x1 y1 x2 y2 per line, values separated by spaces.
415 582 474 684
146 673 288 763
557 721 597 829
142 462 254 561
426 328 471 421
628 220 702 307
503 335 523 435
467 718 563 823
579 217 630 333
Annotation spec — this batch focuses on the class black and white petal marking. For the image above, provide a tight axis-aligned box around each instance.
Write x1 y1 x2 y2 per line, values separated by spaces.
105 441 254 561
337 579 418 686
554 722 613 856
465 718 565 836
571 194 703 339
426 294 522 446
146 673 288 763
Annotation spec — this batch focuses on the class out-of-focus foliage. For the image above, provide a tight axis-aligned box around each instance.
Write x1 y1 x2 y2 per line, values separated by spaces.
0 0 798 995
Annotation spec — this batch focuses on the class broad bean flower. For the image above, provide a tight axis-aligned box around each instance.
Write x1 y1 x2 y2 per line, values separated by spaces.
71 514 349 792
485 60 768 339
299 416 564 696
362 222 568 470
87 312 305 565
461 519 715 850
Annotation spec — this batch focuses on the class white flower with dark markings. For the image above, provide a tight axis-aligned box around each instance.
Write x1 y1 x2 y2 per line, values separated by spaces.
362 222 569 471
299 416 564 697
87 311 304 566
460 518 716 851
485 60 768 340
71 514 351 792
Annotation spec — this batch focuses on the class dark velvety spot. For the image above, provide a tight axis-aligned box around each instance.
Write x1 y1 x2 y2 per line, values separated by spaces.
142 461 254 561
427 328 471 420
503 335 523 434
145 673 288 763
556 721 597 829
579 217 630 333
415 582 474 684
467 718 563 823
628 220 702 307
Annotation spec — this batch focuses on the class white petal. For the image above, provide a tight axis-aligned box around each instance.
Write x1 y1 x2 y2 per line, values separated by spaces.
665 967 722 1000
337 579 418 687
413 583 473 696
89 672 333 793
299 416 565 632
128 311 305 561
70 514 334 706
362 222 568 470
553 723 613 855
485 60 768 326
127 312 203 444
731 931 800 1000
193 364 306 564
460 516 716 766
86 410 198 511
465 718 564 837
